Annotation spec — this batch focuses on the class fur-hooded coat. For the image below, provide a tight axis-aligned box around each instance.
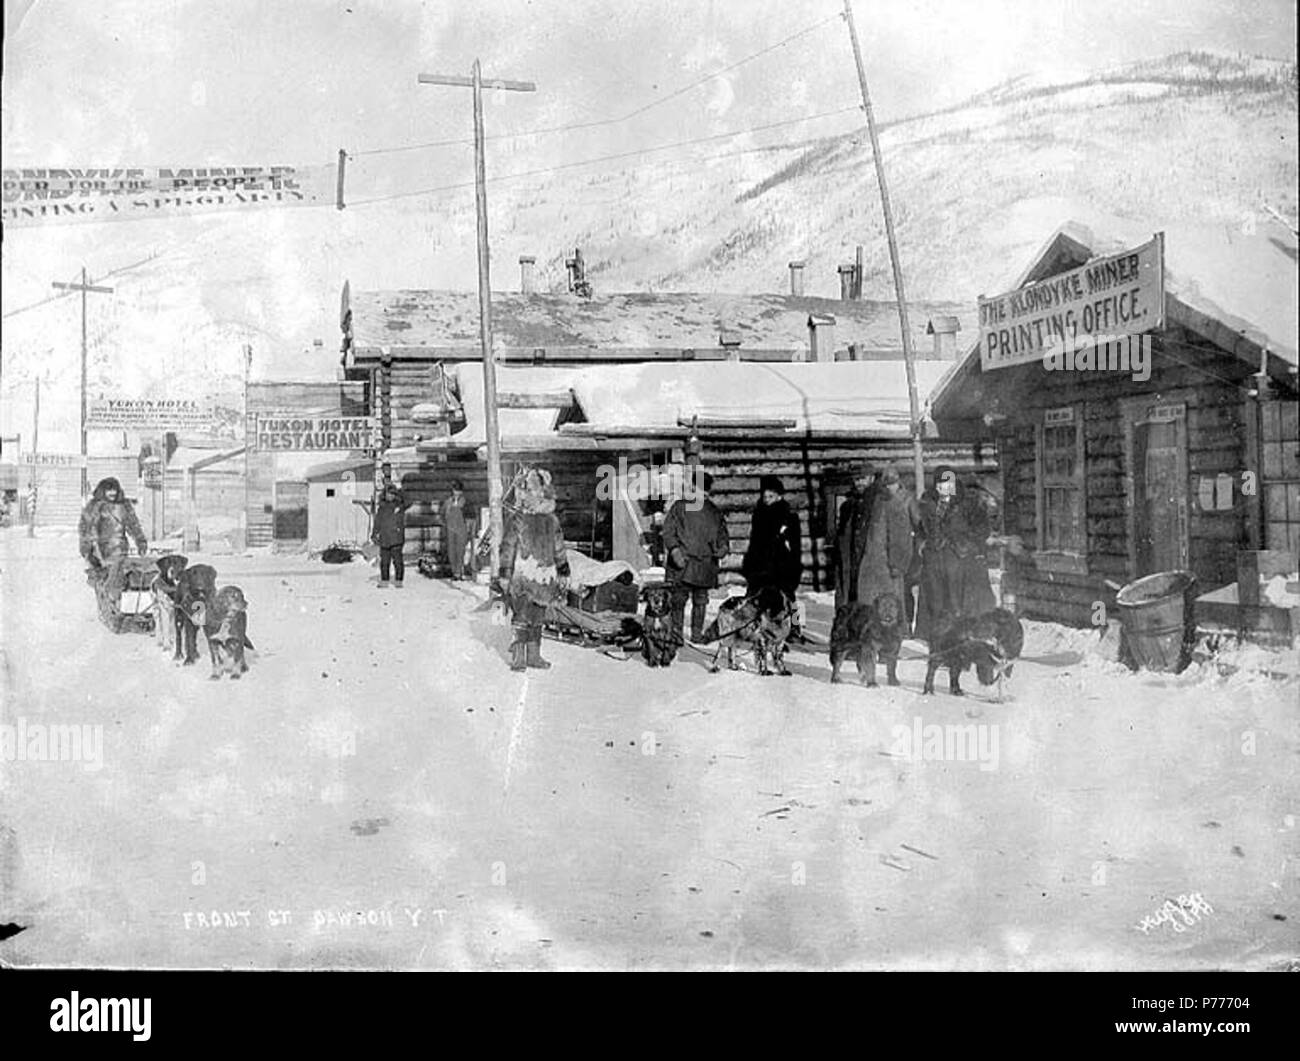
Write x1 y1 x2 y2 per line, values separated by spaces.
79 477 147 563
500 469 570 605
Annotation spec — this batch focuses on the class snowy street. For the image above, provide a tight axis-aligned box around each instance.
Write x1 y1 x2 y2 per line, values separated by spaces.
1 529 1297 970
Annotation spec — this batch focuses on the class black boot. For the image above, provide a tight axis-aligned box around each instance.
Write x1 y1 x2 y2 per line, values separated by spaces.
525 630 551 669
509 636 527 672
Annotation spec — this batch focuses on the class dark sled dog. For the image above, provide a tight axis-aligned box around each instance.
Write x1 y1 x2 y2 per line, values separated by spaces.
923 608 1025 699
151 554 188 654
639 583 678 667
830 592 905 687
174 563 218 665
189 585 255 680
703 585 793 676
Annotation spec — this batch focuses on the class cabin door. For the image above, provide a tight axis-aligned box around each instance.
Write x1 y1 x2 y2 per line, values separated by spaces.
1134 406 1189 575
610 453 672 570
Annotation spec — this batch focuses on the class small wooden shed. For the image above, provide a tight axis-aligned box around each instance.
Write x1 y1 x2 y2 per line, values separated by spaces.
304 458 375 550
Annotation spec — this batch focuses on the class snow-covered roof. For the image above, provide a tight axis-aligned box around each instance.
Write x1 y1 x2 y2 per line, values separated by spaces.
304 458 374 482
1040 219 1296 367
347 289 975 363
166 445 245 471
408 360 950 455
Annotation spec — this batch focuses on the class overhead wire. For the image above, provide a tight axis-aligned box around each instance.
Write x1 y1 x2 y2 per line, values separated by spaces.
1 250 166 319
346 12 842 158
345 105 860 208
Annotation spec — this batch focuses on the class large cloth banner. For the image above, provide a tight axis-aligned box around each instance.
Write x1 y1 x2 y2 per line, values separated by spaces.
2 165 336 227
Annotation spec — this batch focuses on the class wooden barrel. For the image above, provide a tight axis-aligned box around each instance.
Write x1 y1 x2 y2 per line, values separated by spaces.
1115 570 1197 673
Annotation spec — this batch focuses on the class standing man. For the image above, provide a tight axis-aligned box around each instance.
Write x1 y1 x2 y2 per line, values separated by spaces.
903 486 925 634
856 466 913 681
372 475 410 589
662 470 729 645
79 476 148 629
442 478 472 580
833 462 876 611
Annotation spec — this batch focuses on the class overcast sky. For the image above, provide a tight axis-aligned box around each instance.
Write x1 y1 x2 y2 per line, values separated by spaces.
4 0 1295 178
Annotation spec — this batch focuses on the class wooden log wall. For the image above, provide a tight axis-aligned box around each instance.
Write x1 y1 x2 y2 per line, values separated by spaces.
387 452 613 562
998 326 1256 626
386 362 454 452
699 438 999 590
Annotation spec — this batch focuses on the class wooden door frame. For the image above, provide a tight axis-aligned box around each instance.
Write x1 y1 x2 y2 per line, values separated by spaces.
1120 393 1190 578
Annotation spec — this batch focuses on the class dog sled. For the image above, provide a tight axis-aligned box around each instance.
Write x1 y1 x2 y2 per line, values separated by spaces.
543 600 641 648
539 551 644 647
86 555 158 634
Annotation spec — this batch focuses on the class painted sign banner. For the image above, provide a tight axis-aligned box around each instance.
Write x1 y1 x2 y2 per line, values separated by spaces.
87 398 221 431
978 236 1164 372
2 165 334 227
20 452 86 467
250 414 378 452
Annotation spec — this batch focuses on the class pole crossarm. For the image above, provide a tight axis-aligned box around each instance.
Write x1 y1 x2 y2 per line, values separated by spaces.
52 281 114 294
417 73 536 92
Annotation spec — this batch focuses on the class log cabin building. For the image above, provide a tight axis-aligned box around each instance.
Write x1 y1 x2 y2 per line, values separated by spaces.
339 270 996 588
930 221 1299 628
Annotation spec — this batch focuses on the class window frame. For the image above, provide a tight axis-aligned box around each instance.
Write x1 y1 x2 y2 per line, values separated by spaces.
1034 404 1088 574
1259 396 1300 560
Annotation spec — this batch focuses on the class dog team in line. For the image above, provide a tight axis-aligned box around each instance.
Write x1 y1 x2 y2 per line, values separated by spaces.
494 462 1024 693
75 464 1021 693
78 477 253 680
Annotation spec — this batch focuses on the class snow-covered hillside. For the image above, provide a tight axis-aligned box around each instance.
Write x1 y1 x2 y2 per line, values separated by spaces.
2 50 1295 447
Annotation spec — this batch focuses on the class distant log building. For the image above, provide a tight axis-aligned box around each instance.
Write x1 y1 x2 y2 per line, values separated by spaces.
340 278 996 587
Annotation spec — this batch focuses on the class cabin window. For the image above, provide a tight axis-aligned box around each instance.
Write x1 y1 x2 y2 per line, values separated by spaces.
1260 398 1300 559
1036 405 1086 556
325 487 336 498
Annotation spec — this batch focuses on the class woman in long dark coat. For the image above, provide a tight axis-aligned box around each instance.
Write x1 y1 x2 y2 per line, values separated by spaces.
741 475 802 597
914 467 996 644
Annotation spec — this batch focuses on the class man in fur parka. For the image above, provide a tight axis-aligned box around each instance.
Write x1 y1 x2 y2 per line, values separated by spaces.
497 467 570 671
78 476 148 627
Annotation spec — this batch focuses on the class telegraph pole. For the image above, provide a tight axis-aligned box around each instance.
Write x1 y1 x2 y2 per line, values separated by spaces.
418 60 536 575
52 266 114 499
28 376 41 538
842 0 926 497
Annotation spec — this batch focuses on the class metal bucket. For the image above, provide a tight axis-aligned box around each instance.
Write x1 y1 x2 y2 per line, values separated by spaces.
1115 570 1198 673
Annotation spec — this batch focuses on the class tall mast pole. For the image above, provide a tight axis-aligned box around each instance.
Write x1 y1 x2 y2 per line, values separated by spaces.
842 0 926 496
